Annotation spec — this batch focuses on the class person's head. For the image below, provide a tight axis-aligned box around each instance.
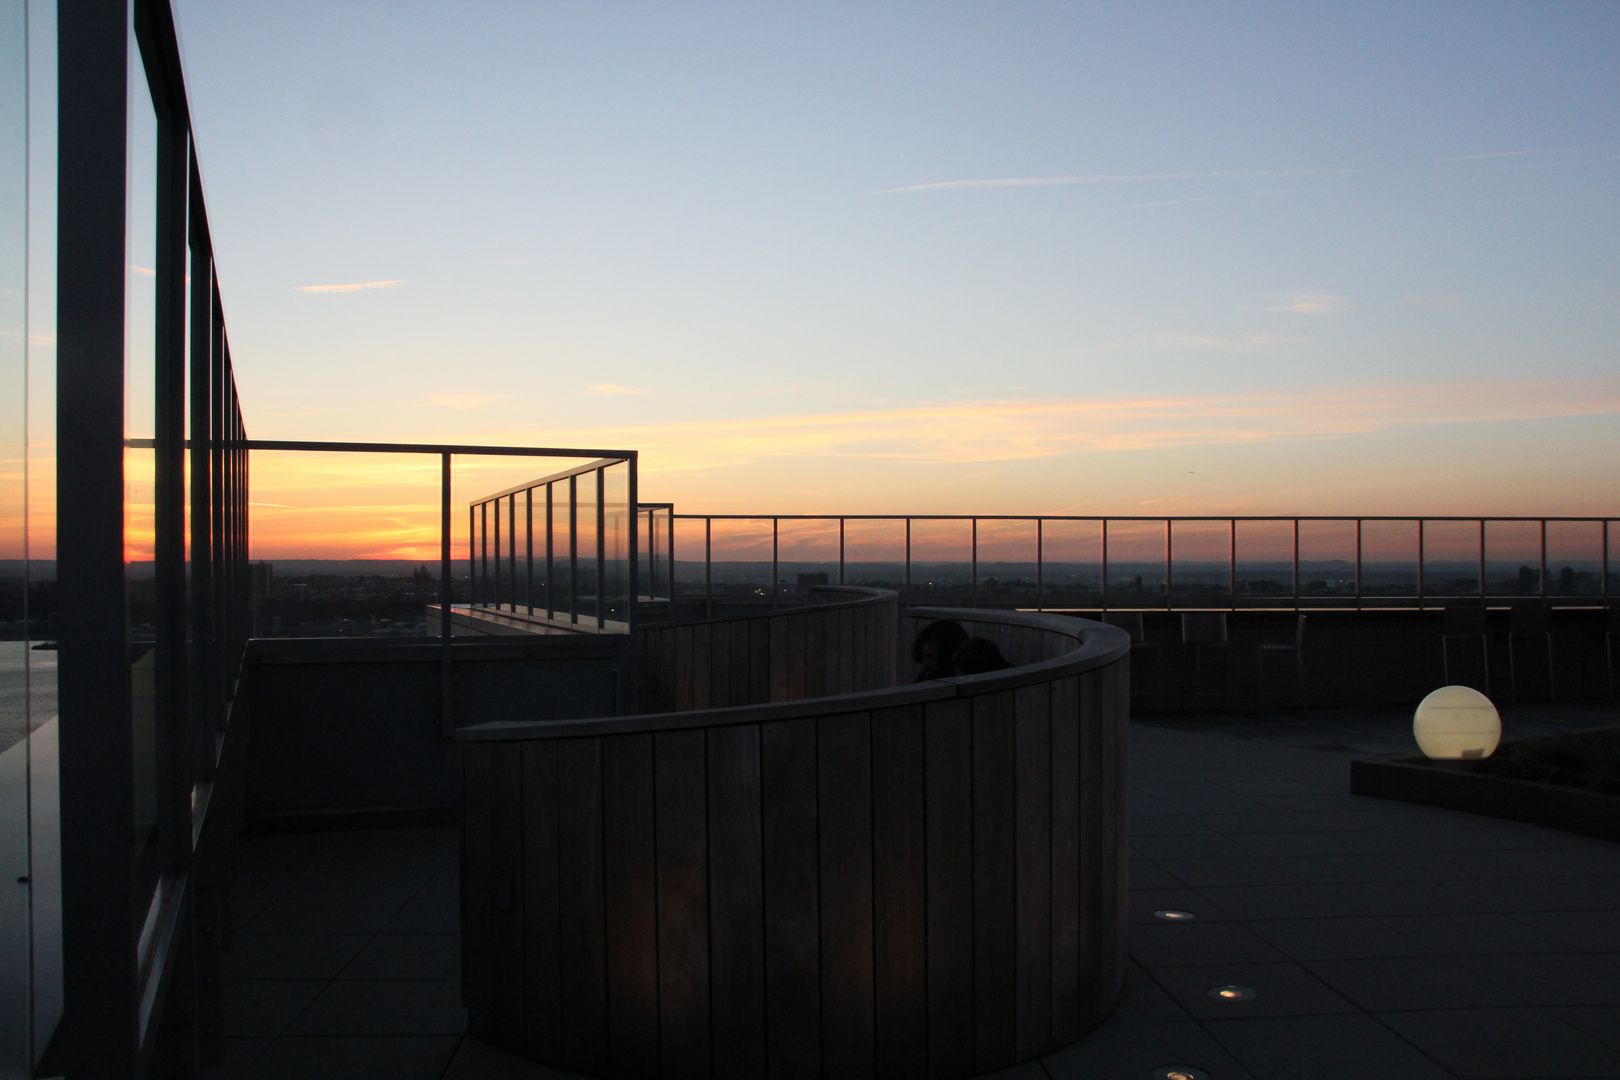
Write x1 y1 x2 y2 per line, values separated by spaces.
912 619 969 670
951 637 1012 676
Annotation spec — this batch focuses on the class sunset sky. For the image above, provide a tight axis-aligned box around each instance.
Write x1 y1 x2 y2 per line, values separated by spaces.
149 1 1620 558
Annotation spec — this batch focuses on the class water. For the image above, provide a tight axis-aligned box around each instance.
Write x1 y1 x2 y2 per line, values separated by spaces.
0 641 57 755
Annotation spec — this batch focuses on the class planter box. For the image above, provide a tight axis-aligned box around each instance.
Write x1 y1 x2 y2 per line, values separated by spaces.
1350 756 1620 842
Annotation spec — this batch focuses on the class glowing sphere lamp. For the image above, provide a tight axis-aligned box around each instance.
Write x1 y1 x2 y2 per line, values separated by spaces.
1413 685 1501 760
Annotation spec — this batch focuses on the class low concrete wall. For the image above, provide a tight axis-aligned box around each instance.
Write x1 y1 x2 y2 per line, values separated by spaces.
242 636 626 830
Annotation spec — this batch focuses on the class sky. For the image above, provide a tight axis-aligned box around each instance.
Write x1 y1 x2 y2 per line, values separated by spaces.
152 0 1620 556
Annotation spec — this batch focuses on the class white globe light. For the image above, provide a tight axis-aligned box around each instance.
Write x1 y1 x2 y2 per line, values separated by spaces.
1413 685 1501 760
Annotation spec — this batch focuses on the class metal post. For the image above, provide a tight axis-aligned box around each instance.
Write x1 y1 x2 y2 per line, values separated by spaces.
1293 518 1300 609
839 518 845 585
569 474 578 624
772 517 779 610
525 488 534 615
492 493 501 610
1478 519 1486 601
1604 520 1610 600
545 483 554 621
971 518 978 607
508 493 517 612
1355 519 1363 609
1228 519 1236 606
1036 518 1044 612
1540 519 1547 599
905 518 911 591
627 458 639 634
1101 519 1109 614
1417 520 1426 605
440 454 453 734
596 468 606 630
705 517 713 619
467 505 475 607
1165 519 1173 611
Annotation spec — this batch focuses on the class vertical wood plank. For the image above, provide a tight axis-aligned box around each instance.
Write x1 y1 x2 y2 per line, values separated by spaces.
462 743 495 1042
732 620 752 707
763 718 820 1079
708 619 732 709
693 621 713 711
806 609 826 700
924 697 974 1078
709 725 766 1079
1014 684 1052 1058
823 603 843 695
750 617 770 705
840 605 856 692
787 612 809 701
656 730 712 1080
769 613 790 702
557 737 609 1074
676 624 695 711
1076 669 1104 1033
659 627 679 713
603 734 659 1079
820 713 876 1079
521 741 563 1062
491 745 528 1050
972 690 1017 1073
1105 658 1131 1010
1047 676 1081 1046
872 705 927 1080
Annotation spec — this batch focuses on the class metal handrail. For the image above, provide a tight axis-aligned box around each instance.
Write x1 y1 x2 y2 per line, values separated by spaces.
669 514 1617 612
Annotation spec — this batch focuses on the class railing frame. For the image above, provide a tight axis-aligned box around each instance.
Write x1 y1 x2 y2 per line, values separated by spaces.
672 514 1618 612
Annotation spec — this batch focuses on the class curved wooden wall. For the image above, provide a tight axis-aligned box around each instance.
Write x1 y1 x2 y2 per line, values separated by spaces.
637 586 899 713
458 608 1130 1080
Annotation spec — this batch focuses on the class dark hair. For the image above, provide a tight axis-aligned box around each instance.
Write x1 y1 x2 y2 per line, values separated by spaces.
911 619 968 664
951 637 1012 676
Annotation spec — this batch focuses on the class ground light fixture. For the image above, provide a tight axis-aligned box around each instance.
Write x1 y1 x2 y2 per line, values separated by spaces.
1413 685 1502 760
1207 985 1256 1001
1154 909 1196 921
1153 1068 1209 1080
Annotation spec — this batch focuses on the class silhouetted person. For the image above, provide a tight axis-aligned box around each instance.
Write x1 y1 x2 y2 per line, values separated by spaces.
951 637 1011 675
912 618 969 681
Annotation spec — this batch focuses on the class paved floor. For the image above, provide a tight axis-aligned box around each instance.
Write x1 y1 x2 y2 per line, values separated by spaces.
208 705 1620 1080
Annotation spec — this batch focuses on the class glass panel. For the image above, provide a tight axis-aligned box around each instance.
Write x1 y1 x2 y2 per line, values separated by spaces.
1423 520 1481 599
0 0 30 1068
125 11 162 941
247 450 442 638
1233 520 1294 602
601 464 628 625
1168 519 1230 606
776 518 838 606
1102 519 1166 607
1038 519 1101 610
521 488 536 614
550 482 570 621
639 506 671 602
1484 520 1542 598
907 518 972 605
841 518 905 590
575 472 598 624
1298 520 1357 600
1545 521 1601 598
707 518 774 613
1360 520 1419 600
671 516 707 602
975 519 1037 607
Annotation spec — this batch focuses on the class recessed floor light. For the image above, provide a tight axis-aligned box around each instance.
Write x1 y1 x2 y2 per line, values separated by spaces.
1207 984 1255 1001
1153 1068 1208 1080
1154 909 1196 921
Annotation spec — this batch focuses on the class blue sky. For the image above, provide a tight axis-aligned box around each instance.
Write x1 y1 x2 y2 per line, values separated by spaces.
168 0 1620 516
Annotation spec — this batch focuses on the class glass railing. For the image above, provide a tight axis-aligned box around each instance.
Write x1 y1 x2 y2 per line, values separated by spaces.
669 515 1617 612
464 455 654 632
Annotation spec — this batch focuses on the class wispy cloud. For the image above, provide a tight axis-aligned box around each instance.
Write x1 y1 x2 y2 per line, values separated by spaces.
296 278 408 294
1113 197 1211 210
934 217 1013 227
1265 292 1343 315
586 383 643 395
1438 149 1548 163
1136 332 1307 351
872 168 1349 196
1403 292 1467 307
515 378 1620 473
130 265 156 277
410 394 505 410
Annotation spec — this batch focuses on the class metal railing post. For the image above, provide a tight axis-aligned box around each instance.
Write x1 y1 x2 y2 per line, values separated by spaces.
1293 518 1300 609
1355 519 1363 609
1478 520 1486 601
1228 519 1236 606
569 474 578 624
545 483 554 621
508 493 517 613
440 453 453 734
1540 519 1548 599
1165 519 1173 611
971 518 978 607
1036 518 1044 611
839 518 845 585
1100 519 1109 614
1417 519 1426 605
905 518 911 592
705 517 713 619
596 467 606 630
772 517 779 610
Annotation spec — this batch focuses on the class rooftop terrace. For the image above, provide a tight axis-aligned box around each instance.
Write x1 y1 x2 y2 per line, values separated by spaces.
203 703 1620 1080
